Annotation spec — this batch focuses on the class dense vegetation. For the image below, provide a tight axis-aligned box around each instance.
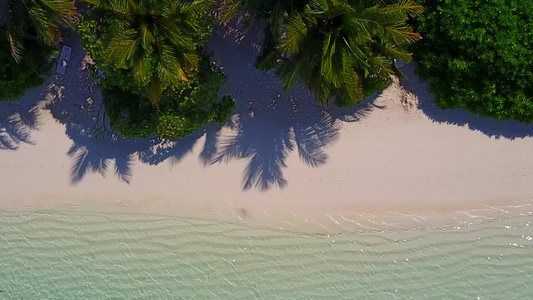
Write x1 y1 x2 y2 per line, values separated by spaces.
0 41 53 101
413 0 533 122
0 0 77 100
4 0 531 137
274 0 422 106
80 0 234 138
224 0 423 106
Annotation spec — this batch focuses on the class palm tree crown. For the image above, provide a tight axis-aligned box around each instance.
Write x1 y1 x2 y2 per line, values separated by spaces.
84 0 215 105
277 0 423 106
0 0 77 62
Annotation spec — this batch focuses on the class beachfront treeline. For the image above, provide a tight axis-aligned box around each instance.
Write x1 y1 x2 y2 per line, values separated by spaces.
1 0 532 138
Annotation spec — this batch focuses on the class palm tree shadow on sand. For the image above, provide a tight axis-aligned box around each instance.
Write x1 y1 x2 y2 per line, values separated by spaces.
400 63 533 139
46 77 204 185
205 98 375 191
28 24 377 188
199 22 377 191
0 83 46 150
44 34 202 185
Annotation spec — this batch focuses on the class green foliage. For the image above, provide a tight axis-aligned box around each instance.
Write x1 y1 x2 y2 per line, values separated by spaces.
0 40 53 101
413 0 533 122
1 0 77 62
104 57 234 138
79 0 234 139
81 0 216 105
0 0 75 100
275 0 423 106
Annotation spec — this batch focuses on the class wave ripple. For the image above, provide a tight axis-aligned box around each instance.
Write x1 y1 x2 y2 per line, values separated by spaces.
0 211 532 299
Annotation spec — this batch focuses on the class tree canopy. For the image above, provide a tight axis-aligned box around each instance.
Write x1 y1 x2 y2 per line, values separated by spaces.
0 40 52 101
413 0 533 122
83 0 216 105
275 0 423 106
0 0 77 62
79 0 234 138
0 0 76 100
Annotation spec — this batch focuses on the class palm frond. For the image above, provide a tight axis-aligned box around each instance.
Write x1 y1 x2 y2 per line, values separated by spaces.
181 51 199 69
104 30 139 68
279 13 307 54
382 43 412 64
340 63 364 105
184 0 216 16
146 80 163 106
7 33 24 62
218 0 240 23
139 23 154 50
39 0 79 26
255 49 279 71
132 55 152 85
277 59 304 91
379 0 423 19
26 4 61 44
83 0 130 14
155 44 185 86
384 25 421 45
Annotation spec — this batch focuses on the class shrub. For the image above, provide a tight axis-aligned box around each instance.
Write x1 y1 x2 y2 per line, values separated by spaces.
102 57 234 139
78 9 234 139
413 0 533 122
0 41 54 101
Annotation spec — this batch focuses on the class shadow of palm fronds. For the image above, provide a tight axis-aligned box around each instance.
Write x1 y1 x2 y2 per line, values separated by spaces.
68 144 109 185
0 103 40 150
213 120 292 191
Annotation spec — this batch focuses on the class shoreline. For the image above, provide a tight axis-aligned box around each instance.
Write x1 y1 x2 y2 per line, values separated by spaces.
4 198 532 234
1 24 533 233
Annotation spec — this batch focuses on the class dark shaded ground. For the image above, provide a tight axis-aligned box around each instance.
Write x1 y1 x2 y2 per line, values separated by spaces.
0 88 41 150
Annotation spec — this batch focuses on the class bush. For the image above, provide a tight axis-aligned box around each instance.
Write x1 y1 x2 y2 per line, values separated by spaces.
413 0 533 122
0 41 54 101
78 14 234 139
103 57 234 139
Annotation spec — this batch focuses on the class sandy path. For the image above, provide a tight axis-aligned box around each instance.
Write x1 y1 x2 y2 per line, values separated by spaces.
0 24 532 231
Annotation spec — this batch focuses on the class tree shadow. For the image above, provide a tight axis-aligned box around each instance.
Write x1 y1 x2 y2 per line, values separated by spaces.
43 33 201 185
201 22 376 190
0 101 39 150
10 24 376 189
207 99 349 191
400 63 533 139
0 80 50 150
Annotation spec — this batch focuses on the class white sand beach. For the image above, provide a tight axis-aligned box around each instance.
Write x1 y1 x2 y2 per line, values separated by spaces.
1 23 532 232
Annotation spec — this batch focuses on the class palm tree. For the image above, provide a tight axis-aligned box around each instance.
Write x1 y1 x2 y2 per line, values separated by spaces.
277 0 423 106
84 0 216 106
0 0 78 62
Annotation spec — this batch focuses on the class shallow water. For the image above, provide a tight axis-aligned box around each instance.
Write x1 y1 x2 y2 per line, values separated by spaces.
0 211 531 299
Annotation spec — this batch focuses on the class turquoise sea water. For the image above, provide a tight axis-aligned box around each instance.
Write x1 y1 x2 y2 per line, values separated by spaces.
0 211 531 299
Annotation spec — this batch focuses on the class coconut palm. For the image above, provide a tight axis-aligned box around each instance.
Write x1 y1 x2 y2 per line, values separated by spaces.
0 0 77 62
84 0 216 105
277 0 423 106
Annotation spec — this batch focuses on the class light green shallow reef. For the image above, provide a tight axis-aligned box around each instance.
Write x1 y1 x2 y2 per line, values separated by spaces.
0 211 531 299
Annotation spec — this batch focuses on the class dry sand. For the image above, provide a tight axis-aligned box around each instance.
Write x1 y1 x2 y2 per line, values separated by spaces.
1 23 532 232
